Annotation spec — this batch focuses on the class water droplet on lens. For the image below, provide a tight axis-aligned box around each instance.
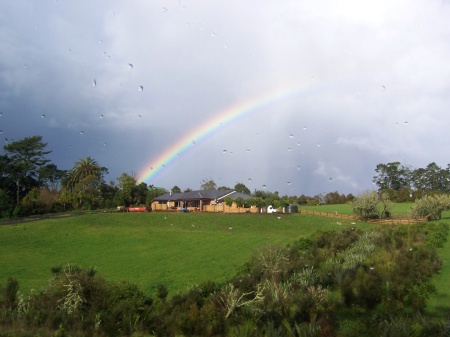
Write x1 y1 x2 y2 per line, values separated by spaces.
329 177 333 181
0 130 2 134
248 178 252 182
138 115 142 118
287 181 291 186
139 85 143 92
222 149 227 154
162 7 168 12
41 114 45 118
80 131 84 135
296 142 301 146
128 63 133 69
297 165 301 171
303 126 307 130
288 148 291 151
262 184 266 189
100 114 104 118
246 149 250 153
289 134 294 138
192 140 196 145
317 144 321 147
0 112 3 117
92 79 96 87
382 85 386 91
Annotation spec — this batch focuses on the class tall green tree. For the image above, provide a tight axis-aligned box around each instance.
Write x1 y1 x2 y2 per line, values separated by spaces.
372 162 410 191
200 179 216 190
3 135 51 205
38 164 65 191
117 173 137 206
171 185 181 193
234 182 250 195
63 157 104 191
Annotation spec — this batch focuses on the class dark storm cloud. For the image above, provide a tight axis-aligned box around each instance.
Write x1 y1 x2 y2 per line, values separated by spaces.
1 0 450 195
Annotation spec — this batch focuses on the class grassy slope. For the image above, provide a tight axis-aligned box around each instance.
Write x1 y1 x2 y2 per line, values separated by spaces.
1 208 448 318
0 212 371 296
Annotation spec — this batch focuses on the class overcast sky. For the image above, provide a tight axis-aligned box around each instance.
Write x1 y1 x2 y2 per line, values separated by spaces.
1 0 450 196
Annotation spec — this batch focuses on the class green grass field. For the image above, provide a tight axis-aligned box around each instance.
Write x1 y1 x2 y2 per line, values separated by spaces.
301 202 415 215
0 212 371 296
426 209 450 318
0 209 448 319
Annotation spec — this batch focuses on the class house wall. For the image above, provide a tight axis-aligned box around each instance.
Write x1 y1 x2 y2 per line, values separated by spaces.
151 200 257 213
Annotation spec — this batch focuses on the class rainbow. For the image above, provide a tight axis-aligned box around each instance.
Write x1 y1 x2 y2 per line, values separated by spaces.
138 84 306 184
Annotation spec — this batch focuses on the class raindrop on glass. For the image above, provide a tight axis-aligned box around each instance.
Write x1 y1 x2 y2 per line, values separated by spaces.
248 178 252 182
100 114 104 118
382 85 386 91
409 193 413 198
222 149 227 154
262 184 266 189
80 131 84 135
289 134 294 138
41 114 45 118
0 112 2 117
329 177 333 181
138 115 142 118
404 121 408 124
303 126 307 130
297 165 301 171
139 85 144 92
317 144 321 148
210 32 217 38
192 140 196 145
162 7 168 12
287 181 291 186
288 147 291 151
0 130 2 134
92 79 96 87
128 63 133 69
150 167 154 170
246 149 250 153
296 142 301 146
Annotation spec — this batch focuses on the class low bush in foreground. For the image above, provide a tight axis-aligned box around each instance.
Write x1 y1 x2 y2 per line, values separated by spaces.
1 223 449 336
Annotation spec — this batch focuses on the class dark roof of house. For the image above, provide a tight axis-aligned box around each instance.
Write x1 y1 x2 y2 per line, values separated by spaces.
152 189 251 202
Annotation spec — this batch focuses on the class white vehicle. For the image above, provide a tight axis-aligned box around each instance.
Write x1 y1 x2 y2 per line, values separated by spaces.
267 205 279 213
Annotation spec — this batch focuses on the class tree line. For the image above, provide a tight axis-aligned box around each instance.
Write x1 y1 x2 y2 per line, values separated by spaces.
2 136 450 219
0 135 354 218
372 161 450 201
0 135 166 218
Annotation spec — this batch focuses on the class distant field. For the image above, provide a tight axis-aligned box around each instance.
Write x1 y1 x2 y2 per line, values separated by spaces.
0 212 372 296
301 202 415 215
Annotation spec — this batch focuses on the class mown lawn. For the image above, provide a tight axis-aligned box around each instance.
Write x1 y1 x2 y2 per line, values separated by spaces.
0 212 371 296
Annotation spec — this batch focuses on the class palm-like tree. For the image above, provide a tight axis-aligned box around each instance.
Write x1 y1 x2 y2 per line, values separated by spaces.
63 157 102 191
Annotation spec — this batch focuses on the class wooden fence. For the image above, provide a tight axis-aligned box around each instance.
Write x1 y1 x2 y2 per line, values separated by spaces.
299 209 359 220
299 209 427 224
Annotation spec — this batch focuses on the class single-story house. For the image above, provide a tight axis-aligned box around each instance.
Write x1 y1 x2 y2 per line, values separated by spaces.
151 189 255 213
